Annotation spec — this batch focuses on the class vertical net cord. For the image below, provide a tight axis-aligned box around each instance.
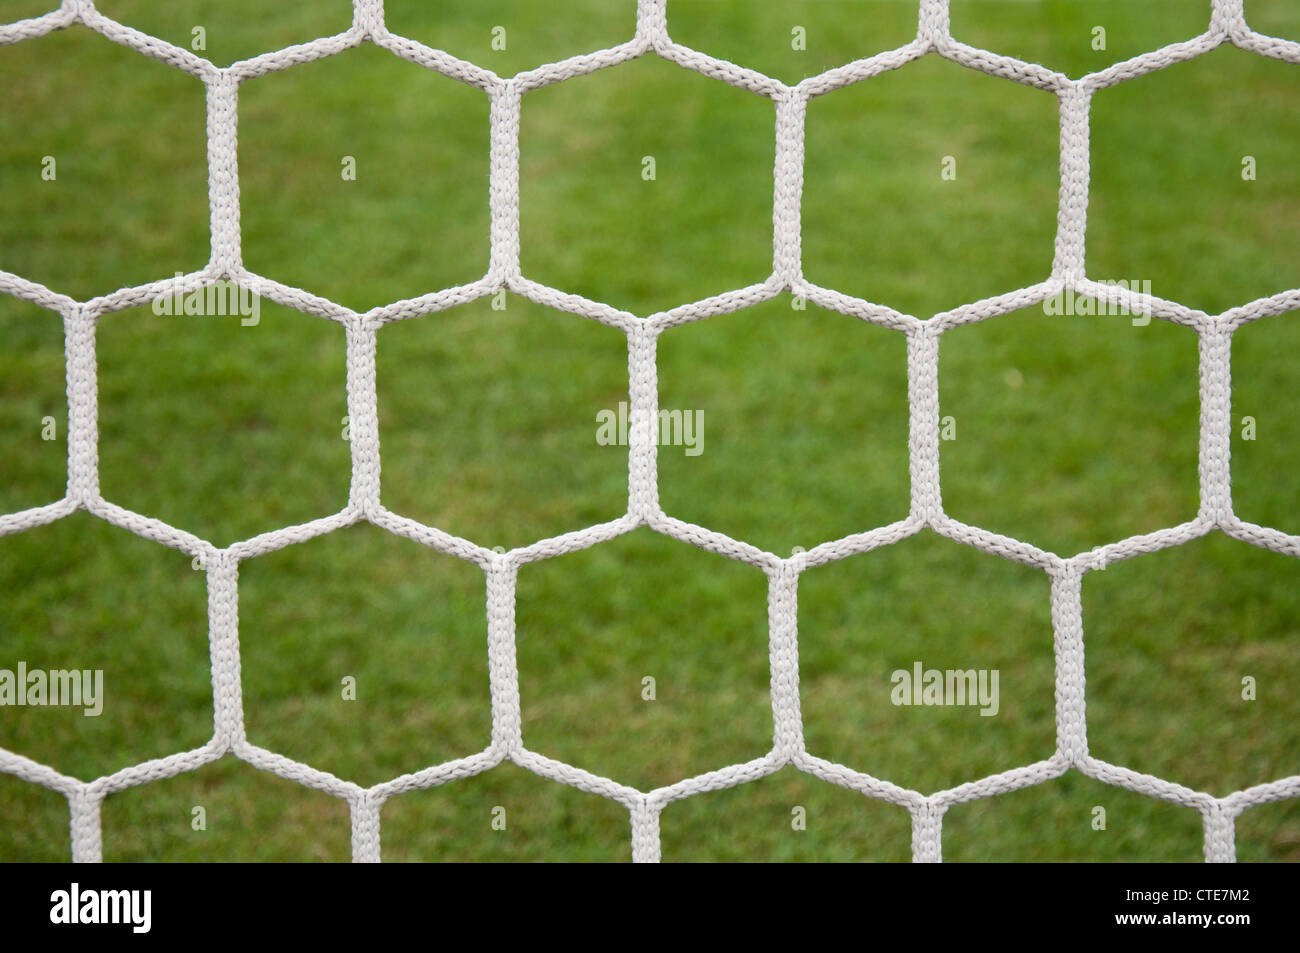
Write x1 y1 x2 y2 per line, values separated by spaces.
0 0 1296 862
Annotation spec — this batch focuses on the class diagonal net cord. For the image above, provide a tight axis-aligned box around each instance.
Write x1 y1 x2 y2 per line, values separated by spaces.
1 0 1298 863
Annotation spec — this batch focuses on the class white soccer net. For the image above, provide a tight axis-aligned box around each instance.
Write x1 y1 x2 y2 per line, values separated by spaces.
1 0 1298 863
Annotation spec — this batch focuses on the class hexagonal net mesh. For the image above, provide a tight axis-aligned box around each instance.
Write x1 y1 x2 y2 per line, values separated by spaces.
1 0 1297 862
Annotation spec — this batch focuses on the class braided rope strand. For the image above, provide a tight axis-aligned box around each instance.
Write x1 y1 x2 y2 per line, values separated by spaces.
0 0 1296 863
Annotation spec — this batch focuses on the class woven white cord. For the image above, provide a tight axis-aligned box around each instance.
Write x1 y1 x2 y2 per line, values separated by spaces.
0 0 1297 863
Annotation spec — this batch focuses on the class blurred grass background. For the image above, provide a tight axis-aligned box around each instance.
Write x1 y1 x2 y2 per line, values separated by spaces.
1 0 1298 861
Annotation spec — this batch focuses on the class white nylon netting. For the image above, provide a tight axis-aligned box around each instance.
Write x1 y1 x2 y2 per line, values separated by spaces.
1 0 1298 863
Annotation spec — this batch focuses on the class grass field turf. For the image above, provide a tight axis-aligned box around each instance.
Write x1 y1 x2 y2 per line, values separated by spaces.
0 0 1298 861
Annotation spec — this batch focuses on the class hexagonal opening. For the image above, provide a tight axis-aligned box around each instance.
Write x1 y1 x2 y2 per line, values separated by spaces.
1084 533 1300 798
0 25 207 300
239 42 489 311
101 757 351 861
0 2 57 23
0 512 211 780
799 530 1055 794
1089 44 1300 315
384 0 634 78
949 0 1210 79
668 0 919 86
1236 797 1300 862
94 0 352 67
0 774 70 861
520 54 773 315
657 296 909 555
97 297 349 547
238 523 491 789
942 771 1204 861
659 764 911 861
515 528 771 792
0 298 65 514
377 295 627 549
380 761 630 861
803 53 1058 318
1229 311 1300 536
939 303 1199 558
1247 0 1300 43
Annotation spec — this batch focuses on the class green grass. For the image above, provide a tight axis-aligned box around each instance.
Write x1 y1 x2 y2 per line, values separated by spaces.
1 1 1298 862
